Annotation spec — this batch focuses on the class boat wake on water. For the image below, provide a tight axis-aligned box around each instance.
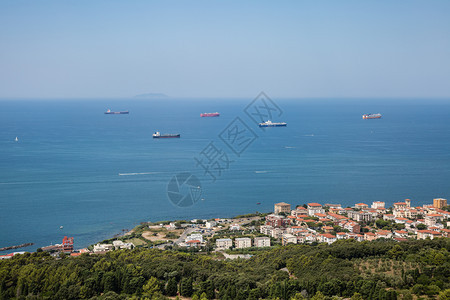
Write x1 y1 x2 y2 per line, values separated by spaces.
118 172 162 176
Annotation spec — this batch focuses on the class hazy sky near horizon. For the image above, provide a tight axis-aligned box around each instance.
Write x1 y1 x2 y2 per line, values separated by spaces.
1 1 450 99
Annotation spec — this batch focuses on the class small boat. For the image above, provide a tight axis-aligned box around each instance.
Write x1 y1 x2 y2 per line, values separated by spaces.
105 109 129 114
258 120 287 127
362 113 382 119
256 202 261 205
153 132 180 138
60 226 63 229
200 112 220 117
14 137 18 142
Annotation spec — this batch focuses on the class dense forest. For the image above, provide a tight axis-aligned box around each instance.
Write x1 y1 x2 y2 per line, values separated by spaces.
0 239 449 300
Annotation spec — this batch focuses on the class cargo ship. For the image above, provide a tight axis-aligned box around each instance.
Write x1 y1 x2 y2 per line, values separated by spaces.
362 113 382 119
200 112 220 117
259 120 287 127
105 109 129 114
153 132 180 138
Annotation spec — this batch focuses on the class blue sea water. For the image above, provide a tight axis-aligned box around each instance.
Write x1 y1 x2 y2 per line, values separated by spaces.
0 98 449 252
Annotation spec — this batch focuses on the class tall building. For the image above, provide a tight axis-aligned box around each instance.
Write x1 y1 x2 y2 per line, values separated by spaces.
433 198 447 209
371 201 385 209
274 202 291 215
405 199 411 207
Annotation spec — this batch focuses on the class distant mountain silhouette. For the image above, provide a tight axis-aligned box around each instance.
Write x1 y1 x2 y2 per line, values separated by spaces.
134 93 168 99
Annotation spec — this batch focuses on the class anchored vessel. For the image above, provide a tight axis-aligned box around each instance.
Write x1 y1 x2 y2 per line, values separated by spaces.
362 113 382 119
200 112 220 117
153 132 180 138
259 120 287 127
104 109 129 114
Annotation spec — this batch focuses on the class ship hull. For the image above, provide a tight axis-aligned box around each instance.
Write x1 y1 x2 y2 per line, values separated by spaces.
259 124 287 127
153 135 180 138
201 113 220 117
105 111 129 114
362 114 381 119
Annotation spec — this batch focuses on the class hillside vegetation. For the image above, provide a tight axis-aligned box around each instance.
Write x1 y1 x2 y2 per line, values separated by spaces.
0 239 449 299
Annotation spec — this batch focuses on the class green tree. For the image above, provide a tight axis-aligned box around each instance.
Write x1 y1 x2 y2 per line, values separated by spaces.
291 292 306 299
143 277 160 296
165 277 177 296
311 291 326 300
439 289 450 300
180 278 193 297
351 292 364 300
417 224 427 230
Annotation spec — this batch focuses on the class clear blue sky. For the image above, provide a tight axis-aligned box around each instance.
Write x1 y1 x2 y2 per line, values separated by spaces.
1 1 449 98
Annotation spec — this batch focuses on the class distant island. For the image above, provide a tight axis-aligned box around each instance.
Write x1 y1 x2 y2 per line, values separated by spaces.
133 93 168 99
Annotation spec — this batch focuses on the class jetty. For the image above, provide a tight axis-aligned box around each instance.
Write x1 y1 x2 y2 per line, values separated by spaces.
0 243 34 252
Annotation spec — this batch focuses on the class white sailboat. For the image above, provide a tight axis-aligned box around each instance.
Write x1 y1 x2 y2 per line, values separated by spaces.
15 137 18 142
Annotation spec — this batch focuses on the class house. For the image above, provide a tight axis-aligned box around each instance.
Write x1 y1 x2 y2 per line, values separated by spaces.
307 203 325 216
235 237 252 249
205 221 217 229
322 226 334 233
394 202 408 210
426 213 444 222
376 230 392 239
336 232 347 240
325 204 342 209
271 228 285 239
216 238 233 249
318 233 337 244
291 207 307 217
394 217 408 224
93 243 114 253
371 201 385 209
254 237 271 247
441 229 450 237
315 213 327 219
112 240 134 250
282 233 297 245
274 202 291 215
229 224 241 231
327 212 348 222
364 232 377 241
355 203 369 209
417 230 442 240
260 225 273 235
185 233 203 243
186 240 201 247
346 233 364 242
383 214 395 221
343 221 360 233
348 211 373 222
265 214 290 228
394 230 408 238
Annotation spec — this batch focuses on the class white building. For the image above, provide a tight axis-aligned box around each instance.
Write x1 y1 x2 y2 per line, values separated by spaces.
93 243 114 253
185 233 203 243
112 240 134 250
282 233 297 245
216 238 233 249
307 203 325 216
371 201 386 209
254 237 271 247
235 237 252 249
206 221 217 229
230 224 241 231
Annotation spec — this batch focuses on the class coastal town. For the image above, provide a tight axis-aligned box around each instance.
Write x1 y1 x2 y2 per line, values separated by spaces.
3 197 447 259
88 197 450 253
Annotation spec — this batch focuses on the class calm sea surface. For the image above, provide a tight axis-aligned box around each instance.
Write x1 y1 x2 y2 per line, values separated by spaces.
1 98 449 251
